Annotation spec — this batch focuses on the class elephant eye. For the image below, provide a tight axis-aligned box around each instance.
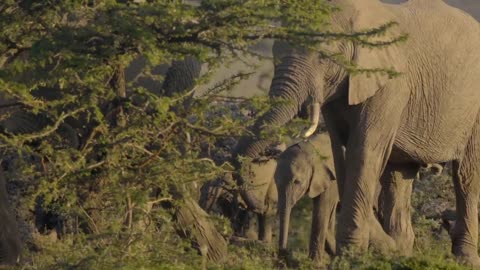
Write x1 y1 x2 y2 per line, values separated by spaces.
293 179 302 185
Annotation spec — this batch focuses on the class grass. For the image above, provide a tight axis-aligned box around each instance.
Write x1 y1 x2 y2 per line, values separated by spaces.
10 167 477 270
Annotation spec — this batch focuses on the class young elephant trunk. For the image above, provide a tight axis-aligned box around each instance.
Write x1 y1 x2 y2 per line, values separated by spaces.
278 193 292 252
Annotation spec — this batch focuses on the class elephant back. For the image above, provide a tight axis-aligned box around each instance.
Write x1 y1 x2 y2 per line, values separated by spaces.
162 56 202 97
0 111 80 149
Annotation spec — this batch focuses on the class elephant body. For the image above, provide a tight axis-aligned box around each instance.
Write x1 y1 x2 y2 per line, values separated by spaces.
324 1 480 262
275 132 338 263
236 0 480 265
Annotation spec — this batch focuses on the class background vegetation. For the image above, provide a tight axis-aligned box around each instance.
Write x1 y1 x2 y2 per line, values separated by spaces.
0 0 472 269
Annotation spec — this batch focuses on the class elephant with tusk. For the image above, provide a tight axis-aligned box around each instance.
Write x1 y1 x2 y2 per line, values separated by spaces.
235 0 480 266
300 102 321 139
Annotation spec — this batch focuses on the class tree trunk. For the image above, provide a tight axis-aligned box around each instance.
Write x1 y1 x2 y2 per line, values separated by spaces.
110 61 127 128
175 198 228 263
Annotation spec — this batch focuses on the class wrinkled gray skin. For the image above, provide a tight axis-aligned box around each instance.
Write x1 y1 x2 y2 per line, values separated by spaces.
237 158 278 243
275 133 338 263
162 56 202 97
200 156 284 243
199 175 260 240
236 0 480 265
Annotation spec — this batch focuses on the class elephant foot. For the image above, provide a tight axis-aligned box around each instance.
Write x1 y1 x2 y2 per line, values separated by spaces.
0 233 21 268
336 226 370 255
453 250 480 268
260 238 272 245
277 248 300 268
450 224 480 268
0 251 19 269
338 215 397 256
368 214 397 255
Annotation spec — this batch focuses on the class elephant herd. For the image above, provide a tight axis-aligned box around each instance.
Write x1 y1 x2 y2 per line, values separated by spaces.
202 0 480 267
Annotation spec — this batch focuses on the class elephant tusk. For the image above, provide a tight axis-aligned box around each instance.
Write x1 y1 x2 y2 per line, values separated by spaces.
301 102 320 138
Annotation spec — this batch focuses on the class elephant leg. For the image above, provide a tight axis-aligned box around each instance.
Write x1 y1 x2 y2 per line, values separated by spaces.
378 162 418 256
0 170 21 266
242 211 259 240
450 118 480 266
259 180 277 244
325 184 339 257
258 212 274 243
309 183 339 262
336 88 407 254
322 107 346 198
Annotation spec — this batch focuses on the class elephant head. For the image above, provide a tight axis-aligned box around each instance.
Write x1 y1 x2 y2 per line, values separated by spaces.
237 158 278 213
234 0 407 154
274 133 336 253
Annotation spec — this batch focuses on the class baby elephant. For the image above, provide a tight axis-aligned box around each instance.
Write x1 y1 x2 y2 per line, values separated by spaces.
275 132 338 263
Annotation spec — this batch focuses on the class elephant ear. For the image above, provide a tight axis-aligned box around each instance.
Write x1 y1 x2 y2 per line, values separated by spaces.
308 164 336 198
348 6 407 105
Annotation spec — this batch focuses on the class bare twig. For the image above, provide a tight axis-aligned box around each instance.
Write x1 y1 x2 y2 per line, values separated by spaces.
80 207 100 234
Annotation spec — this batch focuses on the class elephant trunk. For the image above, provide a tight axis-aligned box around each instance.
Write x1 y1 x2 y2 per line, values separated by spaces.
235 137 272 160
235 56 316 159
278 191 293 252
240 188 265 213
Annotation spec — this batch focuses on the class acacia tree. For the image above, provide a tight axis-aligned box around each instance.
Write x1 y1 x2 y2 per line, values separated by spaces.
0 0 404 268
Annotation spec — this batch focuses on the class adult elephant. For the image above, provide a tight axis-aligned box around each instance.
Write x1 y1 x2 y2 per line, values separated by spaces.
235 0 480 265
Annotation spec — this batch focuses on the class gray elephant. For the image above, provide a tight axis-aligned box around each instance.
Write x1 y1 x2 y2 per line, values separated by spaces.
235 0 480 265
237 158 279 243
205 134 339 251
199 175 260 240
199 158 279 243
275 132 338 263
